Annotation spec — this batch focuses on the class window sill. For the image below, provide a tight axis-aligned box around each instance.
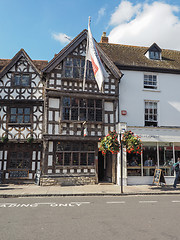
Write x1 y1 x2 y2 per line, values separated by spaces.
143 89 161 92
8 123 31 126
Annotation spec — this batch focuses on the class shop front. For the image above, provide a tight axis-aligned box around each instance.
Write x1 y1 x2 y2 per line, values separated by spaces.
126 127 180 185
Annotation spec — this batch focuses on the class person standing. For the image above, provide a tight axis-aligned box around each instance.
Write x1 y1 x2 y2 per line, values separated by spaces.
173 157 180 188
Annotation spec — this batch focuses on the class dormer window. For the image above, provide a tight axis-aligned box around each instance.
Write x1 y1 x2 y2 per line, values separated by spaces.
146 43 161 60
149 51 160 60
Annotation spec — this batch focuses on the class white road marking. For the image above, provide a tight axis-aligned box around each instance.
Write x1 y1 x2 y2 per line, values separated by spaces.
106 201 125 204
172 201 180 203
139 201 158 203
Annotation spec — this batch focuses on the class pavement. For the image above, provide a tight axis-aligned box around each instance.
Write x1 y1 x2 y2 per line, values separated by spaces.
0 183 180 198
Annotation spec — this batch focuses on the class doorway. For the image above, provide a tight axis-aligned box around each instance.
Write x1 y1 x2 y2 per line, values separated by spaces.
98 151 112 182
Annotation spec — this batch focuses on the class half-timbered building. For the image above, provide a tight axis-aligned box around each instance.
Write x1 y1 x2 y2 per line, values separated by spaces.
0 49 47 183
41 30 122 185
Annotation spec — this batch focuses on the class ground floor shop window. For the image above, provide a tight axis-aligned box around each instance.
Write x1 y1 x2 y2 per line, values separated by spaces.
56 141 95 166
127 142 179 177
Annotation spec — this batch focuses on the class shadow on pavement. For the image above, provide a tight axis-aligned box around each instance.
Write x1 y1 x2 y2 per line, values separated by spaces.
150 185 178 191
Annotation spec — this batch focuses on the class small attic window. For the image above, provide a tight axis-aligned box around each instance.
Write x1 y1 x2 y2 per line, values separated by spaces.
149 51 160 60
146 43 161 60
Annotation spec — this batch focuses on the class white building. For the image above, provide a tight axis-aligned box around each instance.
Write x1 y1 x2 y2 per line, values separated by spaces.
99 40 180 185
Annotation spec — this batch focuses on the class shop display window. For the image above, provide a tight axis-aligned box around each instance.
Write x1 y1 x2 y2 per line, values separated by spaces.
127 143 179 177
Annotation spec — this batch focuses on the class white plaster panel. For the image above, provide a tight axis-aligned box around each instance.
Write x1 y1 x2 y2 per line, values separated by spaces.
49 98 59 108
29 173 33 179
55 125 59 134
37 162 40 169
49 141 53 152
48 169 52 173
48 124 53 134
3 161 6 170
0 161 2 170
56 80 61 85
0 151 3 160
105 114 108 123
77 169 81 173
110 114 114 123
38 151 41 160
32 151 36 160
84 169 88 173
63 169 67 174
70 169 74 173
110 126 114 132
55 112 59 121
49 111 53 121
48 156 53 166
91 131 95 136
32 162 36 170
90 169 95 173
105 126 109 135
4 151 7 160
104 102 113 111
5 173 9 179
56 169 60 173
49 79 54 85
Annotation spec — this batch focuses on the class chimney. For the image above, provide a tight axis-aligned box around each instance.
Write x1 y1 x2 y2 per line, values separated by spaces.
100 32 108 43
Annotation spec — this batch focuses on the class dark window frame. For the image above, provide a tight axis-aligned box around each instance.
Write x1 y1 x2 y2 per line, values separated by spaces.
144 74 157 89
13 74 30 87
56 142 95 166
62 97 102 122
8 106 32 126
144 101 158 127
64 57 95 80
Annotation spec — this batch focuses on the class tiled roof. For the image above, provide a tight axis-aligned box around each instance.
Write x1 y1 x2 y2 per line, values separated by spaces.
98 43 180 72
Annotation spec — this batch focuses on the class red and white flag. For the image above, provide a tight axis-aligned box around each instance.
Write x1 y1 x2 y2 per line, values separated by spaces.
83 18 109 91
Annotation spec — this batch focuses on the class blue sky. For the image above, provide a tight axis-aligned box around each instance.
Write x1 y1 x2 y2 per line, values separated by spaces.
1 0 180 61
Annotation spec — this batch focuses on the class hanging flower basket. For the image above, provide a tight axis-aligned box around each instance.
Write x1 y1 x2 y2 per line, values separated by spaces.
27 135 34 144
1 135 9 144
122 130 142 155
99 131 120 155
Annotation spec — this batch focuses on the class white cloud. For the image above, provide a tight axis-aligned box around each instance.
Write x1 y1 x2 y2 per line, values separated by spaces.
110 1 141 25
52 33 72 44
108 1 180 50
97 7 106 23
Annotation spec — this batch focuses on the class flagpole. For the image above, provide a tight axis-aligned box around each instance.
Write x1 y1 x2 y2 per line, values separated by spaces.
83 17 91 91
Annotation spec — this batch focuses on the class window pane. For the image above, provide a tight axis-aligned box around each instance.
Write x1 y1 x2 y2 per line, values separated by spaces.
11 108 16 114
65 68 73 78
63 108 70 120
88 99 94 108
88 153 94 165
88 109 94 121
22 75 30 86
71 108 78 120
80 109 86 121
17 115 23 123
71 98 78 107
14 75 21 85
10 115 16 123
56 153 63 165
24 115 30 123
64 153 71 165
65 58 73 66
96 100 102 108
96 110 102 121
63 97 70 106
72 153 79 165
73 67 80 78
80 153 87 165
18 108 23 114
73 58 80 67
24 108 30 114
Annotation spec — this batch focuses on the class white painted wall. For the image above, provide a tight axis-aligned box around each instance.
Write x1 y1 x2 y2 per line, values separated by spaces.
119 70 180 127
